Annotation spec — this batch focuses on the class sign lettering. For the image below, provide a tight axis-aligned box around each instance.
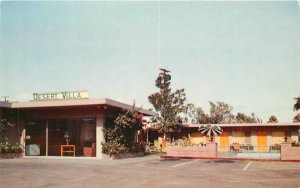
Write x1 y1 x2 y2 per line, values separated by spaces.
33 91 89 101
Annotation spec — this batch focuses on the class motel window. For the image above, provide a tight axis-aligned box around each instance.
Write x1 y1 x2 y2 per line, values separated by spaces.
232 131 245 144
26 120 45 136
245 132 251 145
272 132 285 145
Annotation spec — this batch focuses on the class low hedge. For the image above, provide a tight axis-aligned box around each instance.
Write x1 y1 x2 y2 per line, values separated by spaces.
102 142 146 156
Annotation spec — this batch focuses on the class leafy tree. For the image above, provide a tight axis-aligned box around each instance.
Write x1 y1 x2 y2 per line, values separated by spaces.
235 112 262 123
183 103 200 124
194 107 212 124
185 101 263 124
208 101 235 124
148 69 187 138
185 101 235 124
101 107 145 156
267 115 278 123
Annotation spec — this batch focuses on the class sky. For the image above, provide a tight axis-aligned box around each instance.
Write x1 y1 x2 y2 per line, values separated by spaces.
0 1 299 122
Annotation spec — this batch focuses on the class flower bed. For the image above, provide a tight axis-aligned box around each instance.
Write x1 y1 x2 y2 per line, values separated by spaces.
0 142 23 159
103 152 144 160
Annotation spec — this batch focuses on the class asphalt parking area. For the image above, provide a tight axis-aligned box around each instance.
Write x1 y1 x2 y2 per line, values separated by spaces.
1 156 300 188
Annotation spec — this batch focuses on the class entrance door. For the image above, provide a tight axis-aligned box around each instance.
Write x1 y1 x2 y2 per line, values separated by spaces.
220 132 229 151
25 120 46 156
257 131 268 152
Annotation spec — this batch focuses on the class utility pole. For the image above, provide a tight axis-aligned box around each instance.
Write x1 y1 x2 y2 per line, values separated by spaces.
159 68 171 82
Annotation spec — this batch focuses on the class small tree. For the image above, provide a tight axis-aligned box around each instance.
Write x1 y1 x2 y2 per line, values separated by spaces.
0 108 15 142
267 115 278 123
101 107 145 156
148 69 187 139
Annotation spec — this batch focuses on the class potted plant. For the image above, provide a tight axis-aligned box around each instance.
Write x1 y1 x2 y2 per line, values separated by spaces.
83 139 95 157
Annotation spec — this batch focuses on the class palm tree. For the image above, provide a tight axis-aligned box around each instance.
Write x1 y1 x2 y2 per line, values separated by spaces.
294 96 300 111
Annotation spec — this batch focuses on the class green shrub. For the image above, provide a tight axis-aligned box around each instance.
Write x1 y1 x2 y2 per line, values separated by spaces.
173 137 200 147
102 142 128 155
0 142 23 154
271 144 281 150
102 107 146 156
241 145 254 150
131 142 146 153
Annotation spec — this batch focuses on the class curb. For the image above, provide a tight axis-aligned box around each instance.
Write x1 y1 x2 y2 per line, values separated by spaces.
160 155 300 162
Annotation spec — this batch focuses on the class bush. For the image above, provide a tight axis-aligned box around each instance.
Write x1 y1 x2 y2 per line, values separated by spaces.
292 142 300 147
131 142 146 153
241 145 254 150
102 142 128 156
0 142 23 154
102 107 145 156
271 144 281 150
173 137 200 147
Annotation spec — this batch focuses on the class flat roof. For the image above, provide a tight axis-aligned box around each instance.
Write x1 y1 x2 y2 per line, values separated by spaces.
0 101 12 108
184 123 300 127
0 98 155 116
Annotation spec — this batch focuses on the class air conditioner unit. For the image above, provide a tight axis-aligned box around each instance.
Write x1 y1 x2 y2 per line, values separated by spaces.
25 144 40 156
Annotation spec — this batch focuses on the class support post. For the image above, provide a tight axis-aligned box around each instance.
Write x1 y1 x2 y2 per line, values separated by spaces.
251 130 257 152
46 120 48 156
21 128 26 157
96 114 105 159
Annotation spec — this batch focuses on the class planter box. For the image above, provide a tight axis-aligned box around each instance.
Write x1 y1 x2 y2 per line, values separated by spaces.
103 152 144 160
281 143 300 160
0 153 23 159
167 143 217 158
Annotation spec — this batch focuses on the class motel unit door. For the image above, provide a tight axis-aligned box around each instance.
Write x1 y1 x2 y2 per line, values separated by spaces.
220 132 229 151
257 131 268 152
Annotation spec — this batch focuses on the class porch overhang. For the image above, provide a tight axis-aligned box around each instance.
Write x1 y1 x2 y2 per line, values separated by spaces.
1 98 155 116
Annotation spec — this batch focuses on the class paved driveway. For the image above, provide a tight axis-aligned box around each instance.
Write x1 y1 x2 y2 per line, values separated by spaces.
1 156 300 188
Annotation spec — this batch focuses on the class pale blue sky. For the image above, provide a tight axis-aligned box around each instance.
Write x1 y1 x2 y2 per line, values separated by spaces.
0 1 299 122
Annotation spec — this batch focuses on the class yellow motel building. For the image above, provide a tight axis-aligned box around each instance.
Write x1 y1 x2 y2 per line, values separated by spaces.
183 123 300 152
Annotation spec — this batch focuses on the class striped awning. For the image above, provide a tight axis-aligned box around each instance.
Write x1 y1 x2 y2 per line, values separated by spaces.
198 125 223 136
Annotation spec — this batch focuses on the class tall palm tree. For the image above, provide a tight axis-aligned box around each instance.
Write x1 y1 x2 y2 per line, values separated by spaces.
294 96 300 111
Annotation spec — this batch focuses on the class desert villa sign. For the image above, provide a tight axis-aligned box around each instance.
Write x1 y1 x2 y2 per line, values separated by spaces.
33 90 89 101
